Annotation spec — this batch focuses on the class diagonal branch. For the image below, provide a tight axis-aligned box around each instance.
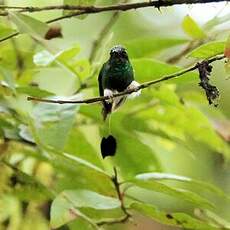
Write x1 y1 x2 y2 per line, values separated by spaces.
27 55 225 104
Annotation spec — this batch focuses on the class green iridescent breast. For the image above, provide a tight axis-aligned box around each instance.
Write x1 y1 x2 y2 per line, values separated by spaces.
102 61 134 92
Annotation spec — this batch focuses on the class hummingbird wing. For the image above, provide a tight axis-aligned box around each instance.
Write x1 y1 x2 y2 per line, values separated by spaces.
98 63 105 97
98 63 112 120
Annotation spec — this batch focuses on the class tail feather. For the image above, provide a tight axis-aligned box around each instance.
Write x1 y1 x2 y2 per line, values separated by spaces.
112 96 127 111
102 101 112 121
102 95 127 120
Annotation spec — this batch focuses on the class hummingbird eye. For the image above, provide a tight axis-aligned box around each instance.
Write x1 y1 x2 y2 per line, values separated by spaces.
122 51 128 58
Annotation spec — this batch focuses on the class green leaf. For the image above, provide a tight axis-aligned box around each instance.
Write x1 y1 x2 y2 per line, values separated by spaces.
58 46 81 62
135 172 230 200
64 129 103 168
9 12 49 39
194 209 230 229
29 119 108 177
114 131 162 177
9 12 81 84
31 96 79 150
131 58 198 83
62 152 107 176
16 86 54 97
63 0 96 19
73 59 91 79
18 124 35 143
136 101 230 159
33 46 81 69
125 37 189 58
204 14 230 31
80 108 162 177
182 15 206 39
0 66 15 91
130 179 214 210
131 203 219 230
136 172 193 181
51 195 95 229
0 23 16 40
107 115 162 177
50 189 120 228
189 41 225 59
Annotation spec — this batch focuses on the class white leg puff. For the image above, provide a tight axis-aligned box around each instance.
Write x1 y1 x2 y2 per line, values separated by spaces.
104 88 114 102
127 81 141 99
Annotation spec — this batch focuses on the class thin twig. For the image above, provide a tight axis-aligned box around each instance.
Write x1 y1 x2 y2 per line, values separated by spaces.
0 32 19 43
0 0 229 43
27 54 225 104
112 167 130 215
113 168 131 215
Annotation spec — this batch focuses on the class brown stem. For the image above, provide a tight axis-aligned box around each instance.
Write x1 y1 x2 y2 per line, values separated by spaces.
112 167 131 217
27 54 225 104
94 167 131 226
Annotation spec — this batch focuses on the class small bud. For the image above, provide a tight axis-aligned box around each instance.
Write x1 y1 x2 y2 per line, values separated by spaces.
45 25 63 40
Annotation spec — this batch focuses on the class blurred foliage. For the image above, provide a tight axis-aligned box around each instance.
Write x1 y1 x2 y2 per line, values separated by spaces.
0 0 230 230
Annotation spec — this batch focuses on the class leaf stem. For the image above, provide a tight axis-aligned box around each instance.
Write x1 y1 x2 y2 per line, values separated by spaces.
112 167 131 218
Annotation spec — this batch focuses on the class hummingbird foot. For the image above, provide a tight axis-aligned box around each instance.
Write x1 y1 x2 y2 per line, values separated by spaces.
127 81 141 99
104 88 114 102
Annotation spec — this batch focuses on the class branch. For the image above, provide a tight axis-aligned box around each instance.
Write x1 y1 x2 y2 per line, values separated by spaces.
0 0 229 42
27 55 225 104
0 0 229 15
31 0 230 23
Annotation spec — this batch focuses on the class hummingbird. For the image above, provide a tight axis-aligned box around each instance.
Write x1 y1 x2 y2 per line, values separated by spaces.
98 45 141 158
98 45 141 120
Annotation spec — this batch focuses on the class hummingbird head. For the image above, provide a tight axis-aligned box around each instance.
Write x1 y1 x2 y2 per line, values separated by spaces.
109 45 128 64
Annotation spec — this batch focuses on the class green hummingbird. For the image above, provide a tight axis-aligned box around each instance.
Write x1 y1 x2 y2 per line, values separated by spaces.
98 45 141 120
98 45 141 158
